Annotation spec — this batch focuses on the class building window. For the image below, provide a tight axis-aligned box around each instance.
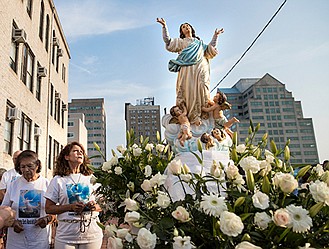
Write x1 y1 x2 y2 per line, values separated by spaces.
4 105 14 154
68 132 74 138
36 62 42 101
34 125 40 154
53 140 60 169
52 31 56 64
39 1 44 40
18 113 31 150
21 44 35 92
50 84 54 116
26 0 33 17
48 136 52 169
10 22 19 72
68 121 74 126
62 64 66 82
45 15 50 51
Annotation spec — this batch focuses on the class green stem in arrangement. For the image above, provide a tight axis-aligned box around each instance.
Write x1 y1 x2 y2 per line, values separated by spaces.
266 223 276 239
138 208 154 222
281 193 287 207
177 175 187 197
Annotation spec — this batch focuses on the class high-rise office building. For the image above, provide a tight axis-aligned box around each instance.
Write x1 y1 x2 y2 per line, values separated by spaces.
220 73 319 164
0 0 70 177
125 97 161 143
68 113 88 150
68 98 107 167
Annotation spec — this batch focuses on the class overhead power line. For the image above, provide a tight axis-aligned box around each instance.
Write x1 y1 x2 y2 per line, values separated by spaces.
210 0 288 93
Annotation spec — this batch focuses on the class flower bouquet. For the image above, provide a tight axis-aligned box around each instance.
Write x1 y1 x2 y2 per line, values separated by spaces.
92 123 329 249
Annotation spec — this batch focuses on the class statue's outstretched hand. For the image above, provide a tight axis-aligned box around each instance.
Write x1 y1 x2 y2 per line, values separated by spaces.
156 18 166 27
215 28 224 36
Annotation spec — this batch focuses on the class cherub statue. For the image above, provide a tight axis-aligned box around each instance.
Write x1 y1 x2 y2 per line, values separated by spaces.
202 90 239 137
200 133 215 150
170 104 192 146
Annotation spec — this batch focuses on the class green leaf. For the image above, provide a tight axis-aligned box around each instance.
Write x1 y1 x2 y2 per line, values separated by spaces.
309 202 324 217
262 175 271 194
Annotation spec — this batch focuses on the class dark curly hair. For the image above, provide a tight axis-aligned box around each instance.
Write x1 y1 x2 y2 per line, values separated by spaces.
15 150 41 175
179 22 199 40
53 141 93 177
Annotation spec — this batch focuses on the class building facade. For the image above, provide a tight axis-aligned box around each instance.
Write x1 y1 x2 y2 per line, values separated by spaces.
68 98 106 167
220 73 319 164
125 97 161 143
68 113 88 150
0 0 70 177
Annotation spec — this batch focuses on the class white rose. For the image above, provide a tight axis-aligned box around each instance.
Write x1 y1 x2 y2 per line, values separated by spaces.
107 237 123 249
156 144 165 153
278 173 298 193
102 160 112 172
265 153 275 164
116 228 129 239
105 224 117 237
220 211 244 237
254 212 272 230
309 180 329 205
240 156 261 173
236 144 246 153
133 147 143 157
150 172 167 186
114 166 123 175
273 208 291 227
252 191 270 210
123 198 139 211
156 191 171 208
145 143 154 152
225 164 239 180
124 211 140 223
259 160 272 176
141 179 153 192
172 206 190 223
144 165 152 177
312 164 324 177
272 172 284 187
235 241 262 249
173 236 194 249
168 159 183 175
110 156 119 166
136 228 157 249
117 145 126 154
233 174 245 186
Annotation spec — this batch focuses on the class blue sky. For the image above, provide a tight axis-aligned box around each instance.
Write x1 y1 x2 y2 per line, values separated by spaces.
53 0 329 162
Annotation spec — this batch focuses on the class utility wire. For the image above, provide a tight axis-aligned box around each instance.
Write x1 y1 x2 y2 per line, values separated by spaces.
210 0 288 93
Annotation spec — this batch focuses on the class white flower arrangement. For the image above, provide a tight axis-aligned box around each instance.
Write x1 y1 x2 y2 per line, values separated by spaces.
92 127 329 248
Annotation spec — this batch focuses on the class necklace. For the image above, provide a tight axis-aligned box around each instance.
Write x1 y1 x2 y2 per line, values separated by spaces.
69 173 81 185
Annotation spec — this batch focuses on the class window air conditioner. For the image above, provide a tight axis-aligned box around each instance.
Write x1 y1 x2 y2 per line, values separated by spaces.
7 107 22 120
62 104 68 111
12 29 27 43
34 127 42 137
53 37 60 47
55 92 61 99
57 48 63 57
37 66 47 77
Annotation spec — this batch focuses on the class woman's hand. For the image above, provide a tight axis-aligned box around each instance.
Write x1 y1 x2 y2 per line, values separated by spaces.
70 202 86 214
214 28 224 36
156 18 166 27
12 220 24 233
0 206 16 228
35 215 53 228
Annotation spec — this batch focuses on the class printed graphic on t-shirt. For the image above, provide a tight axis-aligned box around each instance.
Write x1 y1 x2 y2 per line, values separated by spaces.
66 183 90 204
19 190 41 218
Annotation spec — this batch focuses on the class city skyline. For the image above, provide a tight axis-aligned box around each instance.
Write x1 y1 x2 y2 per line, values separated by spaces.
53 0 329 162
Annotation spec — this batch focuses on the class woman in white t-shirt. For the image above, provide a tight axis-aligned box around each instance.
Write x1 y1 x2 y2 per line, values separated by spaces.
1 150 54 249
45 142 103 249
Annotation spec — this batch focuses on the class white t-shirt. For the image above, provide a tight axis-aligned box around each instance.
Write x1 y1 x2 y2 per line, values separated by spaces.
0 168 20 190
2 176 50 249
44 174 103 244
